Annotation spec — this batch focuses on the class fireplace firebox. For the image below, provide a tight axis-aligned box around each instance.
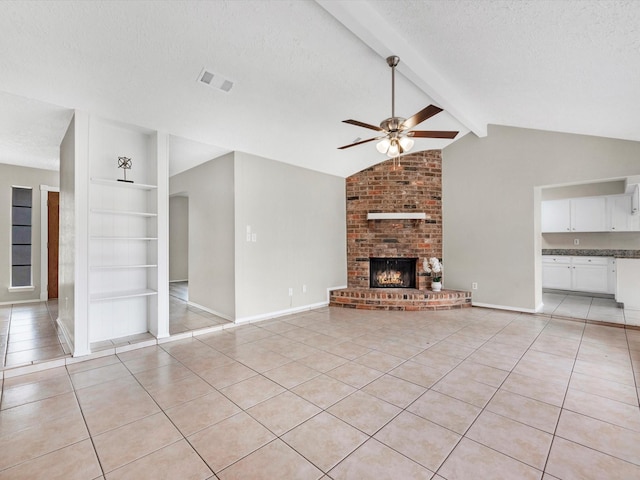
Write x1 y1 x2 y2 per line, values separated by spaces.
369 257 417 289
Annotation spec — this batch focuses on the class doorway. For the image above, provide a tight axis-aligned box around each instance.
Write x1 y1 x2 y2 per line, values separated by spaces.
47 191 59 299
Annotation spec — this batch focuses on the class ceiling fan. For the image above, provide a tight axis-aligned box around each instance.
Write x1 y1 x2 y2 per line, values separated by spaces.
338 55 458 158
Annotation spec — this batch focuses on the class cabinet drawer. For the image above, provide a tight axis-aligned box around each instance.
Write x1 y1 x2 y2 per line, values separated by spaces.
542 256 571 264
571 257 608 266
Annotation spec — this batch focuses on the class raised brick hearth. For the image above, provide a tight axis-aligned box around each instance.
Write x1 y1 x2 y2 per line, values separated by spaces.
332 150 471 311
329 288 472 311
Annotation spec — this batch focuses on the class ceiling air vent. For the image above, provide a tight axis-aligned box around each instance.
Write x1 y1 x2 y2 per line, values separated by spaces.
197 68 234 93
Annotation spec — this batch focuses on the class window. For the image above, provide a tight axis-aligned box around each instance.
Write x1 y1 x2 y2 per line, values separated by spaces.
11 186 33 287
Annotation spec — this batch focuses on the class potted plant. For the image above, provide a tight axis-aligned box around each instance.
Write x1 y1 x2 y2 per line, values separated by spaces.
423 257 443 292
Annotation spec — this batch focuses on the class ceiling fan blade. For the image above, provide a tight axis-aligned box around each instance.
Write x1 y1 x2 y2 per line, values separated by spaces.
408 130 459 139
337 136 381 150
400 105 443 130
342 119 385 132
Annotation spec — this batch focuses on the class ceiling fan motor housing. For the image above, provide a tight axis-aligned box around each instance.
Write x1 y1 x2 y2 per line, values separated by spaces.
380 117 406 132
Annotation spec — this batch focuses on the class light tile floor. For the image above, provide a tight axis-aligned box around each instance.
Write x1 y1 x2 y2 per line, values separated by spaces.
1 306 640 479
542 291 638 325
0 300 68 368
1 283 230 367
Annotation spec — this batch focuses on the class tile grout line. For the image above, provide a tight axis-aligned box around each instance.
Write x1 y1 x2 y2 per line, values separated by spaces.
3 307 639 477
429 313 554 477
539 315 586 475
64 362 108 479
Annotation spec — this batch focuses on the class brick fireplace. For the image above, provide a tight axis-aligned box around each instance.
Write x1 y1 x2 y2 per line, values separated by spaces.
330 150 471 310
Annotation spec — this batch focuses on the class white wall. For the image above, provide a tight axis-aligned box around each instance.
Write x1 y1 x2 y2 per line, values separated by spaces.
169 151 347 322
541 180 624 200
233 152 346 321
58 114 77 347
169 196 189 281
443 125 640 312
170 153 236 319
0 163 58 304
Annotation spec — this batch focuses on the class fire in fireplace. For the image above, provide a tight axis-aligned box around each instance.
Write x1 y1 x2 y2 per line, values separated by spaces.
369 257 417 288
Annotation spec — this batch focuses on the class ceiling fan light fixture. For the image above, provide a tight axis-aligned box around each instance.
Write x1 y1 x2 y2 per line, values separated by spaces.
387 139 400 158
399 136 414 152
376 137 391 154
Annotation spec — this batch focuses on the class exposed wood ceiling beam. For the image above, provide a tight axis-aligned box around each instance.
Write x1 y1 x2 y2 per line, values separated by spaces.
316 0 487 137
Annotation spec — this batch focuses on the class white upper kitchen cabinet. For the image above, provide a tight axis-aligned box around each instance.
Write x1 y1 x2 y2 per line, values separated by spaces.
571 196 607 232
541 199 571 232
607 195 640 232
542 195 626 233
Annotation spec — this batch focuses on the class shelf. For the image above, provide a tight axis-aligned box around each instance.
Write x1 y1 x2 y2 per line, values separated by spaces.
90 264 158 270
90 288 158 302
91 236 158 241
367 212 427 220
91 208 157 217
91 178 157 190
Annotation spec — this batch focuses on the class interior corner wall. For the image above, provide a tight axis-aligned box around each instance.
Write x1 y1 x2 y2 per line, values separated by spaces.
58 114 76 341
169 196 189 281
0 163 58 304
233 152 346 321
169 153 235 319
442 125 640 311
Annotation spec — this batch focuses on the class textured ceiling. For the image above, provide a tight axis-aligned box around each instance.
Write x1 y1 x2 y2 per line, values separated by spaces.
0 0 638 177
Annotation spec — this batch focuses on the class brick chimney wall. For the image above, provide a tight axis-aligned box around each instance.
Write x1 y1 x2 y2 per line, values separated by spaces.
346 150 443 290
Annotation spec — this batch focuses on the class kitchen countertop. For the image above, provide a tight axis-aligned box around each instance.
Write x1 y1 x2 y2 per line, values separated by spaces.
542 249 640 259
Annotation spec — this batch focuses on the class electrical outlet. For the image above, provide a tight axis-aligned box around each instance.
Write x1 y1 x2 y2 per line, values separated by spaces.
302 284 307 293
288 287 293 296
472 282 478 290
251 233 257 242
574 238 580 245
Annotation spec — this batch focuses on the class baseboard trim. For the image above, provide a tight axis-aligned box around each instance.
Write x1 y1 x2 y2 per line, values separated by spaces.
186 301 233 322
56 317 76 355
0 298 43 306
472 302 539 314
235 301 329 325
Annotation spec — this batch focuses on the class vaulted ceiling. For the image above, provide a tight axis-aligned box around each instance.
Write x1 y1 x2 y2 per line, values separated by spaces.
0 0 638 177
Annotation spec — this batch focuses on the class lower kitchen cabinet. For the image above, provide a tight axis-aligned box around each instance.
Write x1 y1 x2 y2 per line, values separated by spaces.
571 257 610 293
543 255 614 294
541 256 572 290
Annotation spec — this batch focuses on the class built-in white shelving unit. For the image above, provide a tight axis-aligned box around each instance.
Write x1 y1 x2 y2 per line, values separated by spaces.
91 177 157 190
90 288 158 302
87 120 164 343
